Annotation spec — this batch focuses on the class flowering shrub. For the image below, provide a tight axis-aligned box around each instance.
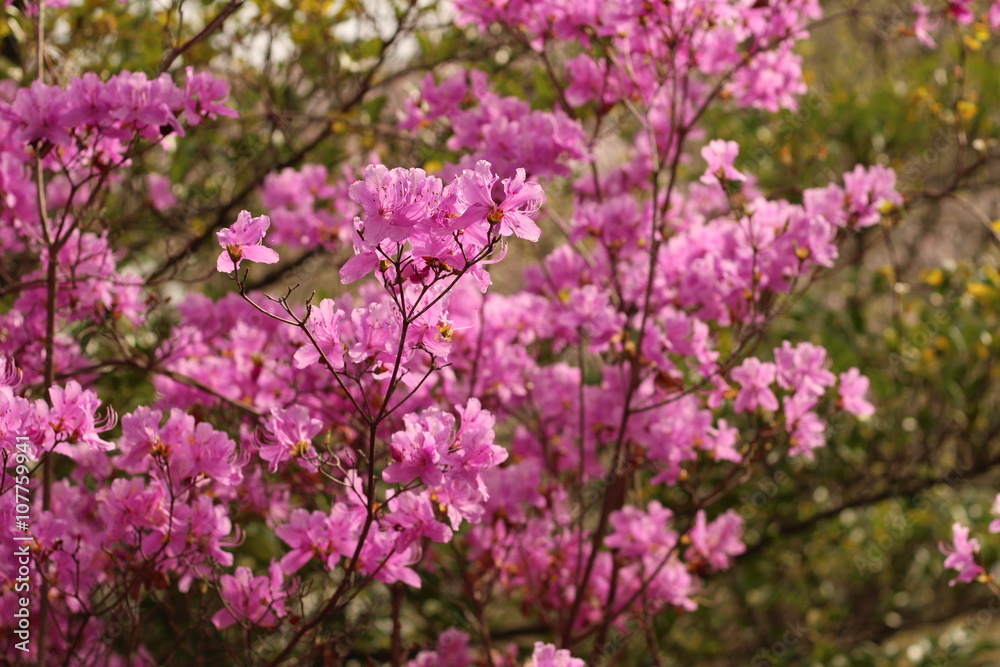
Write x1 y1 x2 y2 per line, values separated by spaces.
1 0 999 664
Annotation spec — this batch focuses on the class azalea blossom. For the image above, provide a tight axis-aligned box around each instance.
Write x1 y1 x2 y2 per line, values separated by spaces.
451 160 545 241
216 210 280 273
211 563 290 629
939 523 984 586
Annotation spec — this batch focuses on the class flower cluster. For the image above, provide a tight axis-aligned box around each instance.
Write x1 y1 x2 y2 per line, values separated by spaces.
260 163 356 249
1 68 233 149
340 160 544 290
270 399 505 587
401 69 588 178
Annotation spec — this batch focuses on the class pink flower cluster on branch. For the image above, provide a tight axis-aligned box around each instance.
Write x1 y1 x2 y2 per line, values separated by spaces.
340 160 544 290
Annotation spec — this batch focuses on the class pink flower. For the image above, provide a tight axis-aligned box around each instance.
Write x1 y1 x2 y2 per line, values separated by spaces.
939 523 984 586
117 406 163 472
2 81 72 145
357 530 422 588
451 160 545 241
36 380 116 455
348 164 444 244
788 411 826 458
385 491 454 547
839 368 874 418
449 398 507 473
774 341 836 398
700 140 746 186
164 412 242 487
530 642 584 667
216 210 280 273
606 501 677 558
167 496 236 591
703 420 741 463
406 629 473 667
730 358 778 413
382 409 454 486
911 2 939 47
843 165 902 227
275 506 360 574
146 173 177 211
339 230 381 284
258 406 324 472
347 302 403 372
688 509 746 571
97 478 169 544
293 299 346 370
211 563 289 629
0 388 34 457
947 0 974 24
182 67 237 126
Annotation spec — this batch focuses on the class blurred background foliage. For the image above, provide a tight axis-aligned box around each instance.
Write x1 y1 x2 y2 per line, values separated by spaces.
3 0 1000 664
679 3 1000 666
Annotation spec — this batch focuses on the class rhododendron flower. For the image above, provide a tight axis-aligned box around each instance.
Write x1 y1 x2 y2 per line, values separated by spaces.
838 367 874 418
385 491 454 547
774 341 835 397
843 164 902 227
165 413 242 487
3 81 72 145
358 531 423 587
606 501 677 558
788 410 826 458
407 629 474 666
0 360 34 455
530 642 584 667
146 173 176 211
688 509 746 571
939 523 984 586
911 2 939 47
946 0 974 24
339 228 381 284
117 406 164 472
275 506 360 573
451 398 507 474
97 478 169 544
183 66 238 125
212 563 289 630
36 380 116 454
700 140 746 186
294 299 346 370
703 420 741 463
451 161 545 241
349 164 444 244
347 302 403 371
730 358 778 412
259 406 324 472
383 409 453 486
169 496 235 576
216 210 279 273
